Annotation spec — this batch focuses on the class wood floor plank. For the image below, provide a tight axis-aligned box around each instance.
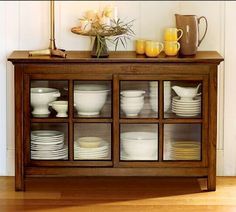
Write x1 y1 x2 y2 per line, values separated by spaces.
0 177 236 212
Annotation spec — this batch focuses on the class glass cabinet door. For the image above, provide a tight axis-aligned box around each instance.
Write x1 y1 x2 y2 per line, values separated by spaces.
74 123 111 160
73 81 112 118
163 124 201 161
164 81 202 118
30 80 68 118
120 124 158 161
120 81 158 118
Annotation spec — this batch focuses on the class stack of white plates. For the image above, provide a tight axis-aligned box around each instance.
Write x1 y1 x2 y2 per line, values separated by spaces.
74 139 109 160
170 141 201 160
149 82 158 112
121 132 158 160
31 130 68 160
172 96 201 117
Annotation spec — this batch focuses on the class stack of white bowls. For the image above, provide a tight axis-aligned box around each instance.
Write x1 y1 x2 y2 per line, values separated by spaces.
120 90 145 117
74 84 109 116
74 137 110 160
121 132 158 160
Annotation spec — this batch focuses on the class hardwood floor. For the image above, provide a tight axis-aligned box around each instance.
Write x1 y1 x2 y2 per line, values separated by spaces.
0 177 236 212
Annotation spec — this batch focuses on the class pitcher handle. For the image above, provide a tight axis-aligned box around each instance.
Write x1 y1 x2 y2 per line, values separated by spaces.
198 16 208 46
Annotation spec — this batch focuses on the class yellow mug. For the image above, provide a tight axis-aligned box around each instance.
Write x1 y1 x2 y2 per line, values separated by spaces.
145 41 164 57
135 39 146 54
164 28 183 41
164 41 180 56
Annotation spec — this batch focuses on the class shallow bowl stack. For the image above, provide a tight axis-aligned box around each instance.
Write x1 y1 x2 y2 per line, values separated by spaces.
170 141 201 160
31 130 68 160
74 137 109 160
120 90 145 117
121 132 158 160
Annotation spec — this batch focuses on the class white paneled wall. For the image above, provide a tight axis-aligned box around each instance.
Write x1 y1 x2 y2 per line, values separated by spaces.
0 1 233 176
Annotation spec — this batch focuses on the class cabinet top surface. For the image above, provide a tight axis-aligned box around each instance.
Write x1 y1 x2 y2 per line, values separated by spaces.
8 51 223 64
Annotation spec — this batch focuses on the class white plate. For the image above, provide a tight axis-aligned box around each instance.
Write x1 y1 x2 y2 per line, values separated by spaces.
175 113 200 117
31 130 64 137
172 96 201 103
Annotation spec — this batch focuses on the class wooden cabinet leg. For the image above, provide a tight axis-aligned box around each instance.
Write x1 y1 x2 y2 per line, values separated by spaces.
15 176 25 191
207 175 216 191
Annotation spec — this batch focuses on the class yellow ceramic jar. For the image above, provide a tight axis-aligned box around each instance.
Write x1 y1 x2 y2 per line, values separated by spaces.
135 39 146 54
164 41 180 56
145 41 164 57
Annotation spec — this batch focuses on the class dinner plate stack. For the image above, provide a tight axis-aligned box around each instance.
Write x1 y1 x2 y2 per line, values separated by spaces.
31 130 68 160
172 96 201 117
74 139 110 160
170 141 201 160
120 132 158 160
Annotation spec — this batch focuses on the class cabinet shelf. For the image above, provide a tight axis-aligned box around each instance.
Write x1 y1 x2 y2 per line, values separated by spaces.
72 118 113 123
31 118 69 123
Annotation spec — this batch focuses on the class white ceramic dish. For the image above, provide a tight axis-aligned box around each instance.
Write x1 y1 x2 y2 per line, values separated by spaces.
49 101 68 117
74 84 109 116
31 88 60 117
172 84 201 100
121 102 144 117
77 137 103 148
120 90 145 97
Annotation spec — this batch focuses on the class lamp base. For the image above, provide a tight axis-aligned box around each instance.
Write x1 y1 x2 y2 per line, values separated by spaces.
29 48 67 58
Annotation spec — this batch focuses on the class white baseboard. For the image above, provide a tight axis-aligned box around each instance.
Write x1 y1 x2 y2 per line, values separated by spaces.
217 149 224 176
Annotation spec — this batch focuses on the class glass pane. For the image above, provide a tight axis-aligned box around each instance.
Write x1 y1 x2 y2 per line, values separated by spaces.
164 124 201 161
120 124 158 161
74 123 111 160
30 123 68 160
164 81 202 118
73 81 112 118
120 81 158 118
30 80 68 118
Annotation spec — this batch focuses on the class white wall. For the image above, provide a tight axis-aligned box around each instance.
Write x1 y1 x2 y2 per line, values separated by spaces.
0 1 235 176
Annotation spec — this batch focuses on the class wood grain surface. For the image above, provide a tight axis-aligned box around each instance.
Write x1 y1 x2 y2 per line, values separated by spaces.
0 177 235 212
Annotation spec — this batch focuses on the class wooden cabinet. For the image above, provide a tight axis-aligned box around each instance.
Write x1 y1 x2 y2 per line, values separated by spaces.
8 51 223 191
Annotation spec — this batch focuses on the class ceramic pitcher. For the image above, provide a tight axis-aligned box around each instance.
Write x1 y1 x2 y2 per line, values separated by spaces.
175 14 208 55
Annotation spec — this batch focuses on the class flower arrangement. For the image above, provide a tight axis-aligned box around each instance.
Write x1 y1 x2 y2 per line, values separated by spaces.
71 6 134 58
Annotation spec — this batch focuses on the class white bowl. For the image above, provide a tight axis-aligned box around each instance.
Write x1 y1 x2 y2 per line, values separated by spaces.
74 91 109 116
77 137 103 148
120 90 145 97
49 101 68 117
121 95 144 102
121 102 144 117
121 132 157 157
31 88 60 117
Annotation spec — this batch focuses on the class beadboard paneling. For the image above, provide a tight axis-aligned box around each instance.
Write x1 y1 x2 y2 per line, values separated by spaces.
0 1 228 176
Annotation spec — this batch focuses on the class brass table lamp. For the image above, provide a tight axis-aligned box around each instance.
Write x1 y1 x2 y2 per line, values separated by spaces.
29 0 66 58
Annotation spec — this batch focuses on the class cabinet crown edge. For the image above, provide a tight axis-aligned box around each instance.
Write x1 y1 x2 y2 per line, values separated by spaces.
8 51 224 65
